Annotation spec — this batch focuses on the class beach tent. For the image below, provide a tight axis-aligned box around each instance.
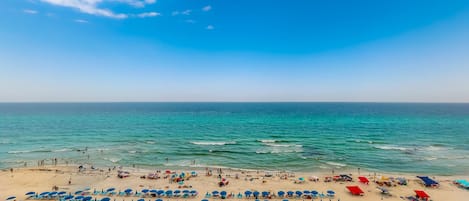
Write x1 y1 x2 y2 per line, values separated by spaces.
415 190 430 200
417 176 439 187
346 186 364 195
358 176 369 184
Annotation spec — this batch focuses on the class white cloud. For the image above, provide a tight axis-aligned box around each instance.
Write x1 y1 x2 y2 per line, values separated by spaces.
23 9 38 14
206 25 214 30
182 9 191 15
115 0 156 8
75 19 89 23
202 5 211 12
40 0 128 19
137 12 160 18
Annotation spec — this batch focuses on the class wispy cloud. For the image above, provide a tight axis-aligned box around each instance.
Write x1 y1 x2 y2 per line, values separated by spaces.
172 9 191 16
137 12 160 18
202 5 211 12
23 9 38 14
74 19 89 23
206 25 214 30
185 19 196 24
115 0 156 8
40 0 130 19
182 9 191 15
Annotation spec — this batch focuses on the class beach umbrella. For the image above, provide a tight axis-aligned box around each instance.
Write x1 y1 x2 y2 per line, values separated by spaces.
137 199 145 201
6 196 16 200
295 191 302 196
75 196 84 200
303 191 310 195
165 190 173 195
83 187 91 191
49 192 58 196
287 191 294 196
311 191 318 195
212 191 219 195
244 191 252 196
182 190 189 194
261 192 269 197
101 198 110 201
106 188 115 192
156 199 163 201
124 189 133 194
174 190 181 194
40 192 50 196
25 192 36 196
83 196 92 201
75 191 83 195
277 191 285 196
201 199 208 201
157 190 164 195
142 189 149 193
58 191 67 195
282 200 289 201
220 191 227 196
64 196 74 200
326 190 335 195
253 191 260 196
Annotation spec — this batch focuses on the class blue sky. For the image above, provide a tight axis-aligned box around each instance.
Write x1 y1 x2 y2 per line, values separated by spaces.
0 0 468 102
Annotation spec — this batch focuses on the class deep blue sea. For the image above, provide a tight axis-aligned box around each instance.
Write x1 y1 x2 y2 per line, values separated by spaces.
1 103 469 175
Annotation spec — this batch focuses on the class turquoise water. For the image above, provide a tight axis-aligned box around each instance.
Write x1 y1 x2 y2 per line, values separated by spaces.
1 103 469 174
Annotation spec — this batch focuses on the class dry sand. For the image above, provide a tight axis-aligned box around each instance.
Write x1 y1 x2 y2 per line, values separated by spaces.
1 165 468 201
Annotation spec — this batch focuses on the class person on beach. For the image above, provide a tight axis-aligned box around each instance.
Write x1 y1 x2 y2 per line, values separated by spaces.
68 177 72 185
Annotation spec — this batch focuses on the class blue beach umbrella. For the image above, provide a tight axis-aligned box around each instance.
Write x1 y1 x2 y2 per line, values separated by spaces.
157 190 165 195
244 191 252 196
282 200 289 201
106 188 115 192
311 191 318 195
287 191 294 196
190 190 197 195
277 191 285 196
182 190 189 194
6 196 16 200
156 199 163 201
64 196 74 200
101 198 111 201
165 190 173 195
253 191 260 196
220 191 227 196
124 189 133 194
261 192 269 197
75 196 84 200
137 199 145 201
142 189 149 193
75 191 83 195
212 191 219 195
295 191 302 196
83 196 92 201
25 192 35 196
174 190 181 194
201 199 208 201
58 191 67 195
49 192 58 196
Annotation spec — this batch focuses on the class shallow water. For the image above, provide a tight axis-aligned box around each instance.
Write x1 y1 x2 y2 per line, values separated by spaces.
1 103 469 174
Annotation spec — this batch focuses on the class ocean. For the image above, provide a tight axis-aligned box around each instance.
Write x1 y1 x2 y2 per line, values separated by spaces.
1 103 469 175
